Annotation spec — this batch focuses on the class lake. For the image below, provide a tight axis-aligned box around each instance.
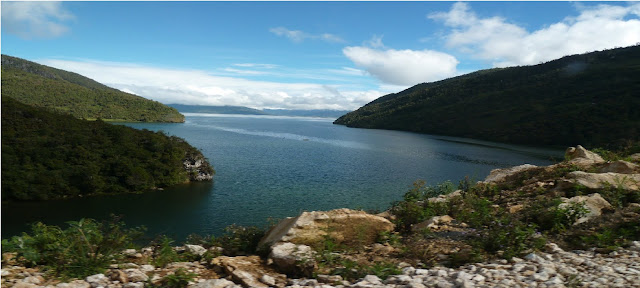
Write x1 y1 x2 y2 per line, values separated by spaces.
1 113 563 241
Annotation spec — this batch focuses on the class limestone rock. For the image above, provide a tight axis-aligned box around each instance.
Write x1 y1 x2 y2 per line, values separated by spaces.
427 190 462 203
188 279 238 288
185 244 207 256
563 171 640 191
259 208 394 248
412 215 453 232
565 145 605 166
212 256 286 288
124 269 148 283
85 274 110 288
599 160 639 174
483 164 538 183
268 242 316 277
560 193 613 224
56 280 91 288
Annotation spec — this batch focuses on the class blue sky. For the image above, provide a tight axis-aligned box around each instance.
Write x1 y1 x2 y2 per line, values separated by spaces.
2 1 640 110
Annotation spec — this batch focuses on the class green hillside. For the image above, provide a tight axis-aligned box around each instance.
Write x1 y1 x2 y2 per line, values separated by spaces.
335 45 640 149
1 97 213 201
1 55 184 123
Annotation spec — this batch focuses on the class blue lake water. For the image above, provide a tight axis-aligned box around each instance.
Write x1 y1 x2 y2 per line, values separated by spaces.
1 113 563 241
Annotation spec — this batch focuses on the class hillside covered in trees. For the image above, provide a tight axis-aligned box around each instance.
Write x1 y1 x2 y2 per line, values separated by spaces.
1 55 184 123
335 45 640 149
1 97 213 201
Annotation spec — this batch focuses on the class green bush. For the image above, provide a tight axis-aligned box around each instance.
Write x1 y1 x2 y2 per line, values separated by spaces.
2 217 144 279
152 235 180 268
213 225 266 256
161 268 197 288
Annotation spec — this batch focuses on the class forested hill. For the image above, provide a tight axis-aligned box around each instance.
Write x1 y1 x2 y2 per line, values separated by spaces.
334 45 640 149
1 55 184 123
1 97 214 201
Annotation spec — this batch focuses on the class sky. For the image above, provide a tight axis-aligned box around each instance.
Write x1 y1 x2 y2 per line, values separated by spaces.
2 1 640 111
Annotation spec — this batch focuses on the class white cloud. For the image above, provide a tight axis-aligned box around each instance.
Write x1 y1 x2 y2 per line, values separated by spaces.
1 1 74 39
429 2 640 67
343 46 459 86
269 26 345 43
37 59 387 110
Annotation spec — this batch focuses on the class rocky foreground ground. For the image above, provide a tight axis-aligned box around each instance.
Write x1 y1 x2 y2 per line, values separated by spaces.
3 241 640 288
2 146 640 288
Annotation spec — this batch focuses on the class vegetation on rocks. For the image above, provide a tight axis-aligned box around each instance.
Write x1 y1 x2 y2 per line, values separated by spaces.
334 45 640 149
1 97 214 201
1 55 184 123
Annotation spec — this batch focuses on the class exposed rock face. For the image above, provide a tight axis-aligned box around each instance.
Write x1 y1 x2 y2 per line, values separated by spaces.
427 190 462 203
259 209 394 278
259 208 394 247
565 145 605 167
268 242 316 277
211 256 287 288
483 164 538 183
599 160 640 174
560 171 640 191
183 156 214 181
560 193 614 224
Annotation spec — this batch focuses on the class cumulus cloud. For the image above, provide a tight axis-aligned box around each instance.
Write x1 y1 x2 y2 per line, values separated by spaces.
429 2 640 67
343 46 459 86
38 59 386 110
1 1 74 39
269 26 345 43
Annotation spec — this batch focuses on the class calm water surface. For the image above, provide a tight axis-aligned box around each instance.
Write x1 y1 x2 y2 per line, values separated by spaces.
2 114 563 240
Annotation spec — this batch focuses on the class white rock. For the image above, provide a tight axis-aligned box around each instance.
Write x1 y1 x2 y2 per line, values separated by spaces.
56 280 91 288
363 275 382 284
259 275 276 286
185 244 207 256
189 279 237 288
85 274 110 288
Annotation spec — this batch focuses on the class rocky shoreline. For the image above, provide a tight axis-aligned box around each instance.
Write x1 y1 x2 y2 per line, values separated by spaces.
3 241 640 288
3 146 639 288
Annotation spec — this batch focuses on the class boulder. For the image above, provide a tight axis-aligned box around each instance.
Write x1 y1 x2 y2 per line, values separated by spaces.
560 193 613 224
185 244 207 256
599 160 639 174
483 164 538 183
259 208 394 248
565 145 605 167
268 242 316 277
211 256 286 288
630 153 640 162
563 171 640 191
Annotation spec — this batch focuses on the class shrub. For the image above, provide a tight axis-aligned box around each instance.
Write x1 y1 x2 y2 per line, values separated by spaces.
213 224 266 256
161 268 197 288
2 217 144 279
152 235 180 267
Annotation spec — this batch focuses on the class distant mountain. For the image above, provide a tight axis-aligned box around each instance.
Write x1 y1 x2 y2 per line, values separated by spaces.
167 104 268 115
335 45 640 149
169 104 350 118
1 55 184 123
263 109 351 118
